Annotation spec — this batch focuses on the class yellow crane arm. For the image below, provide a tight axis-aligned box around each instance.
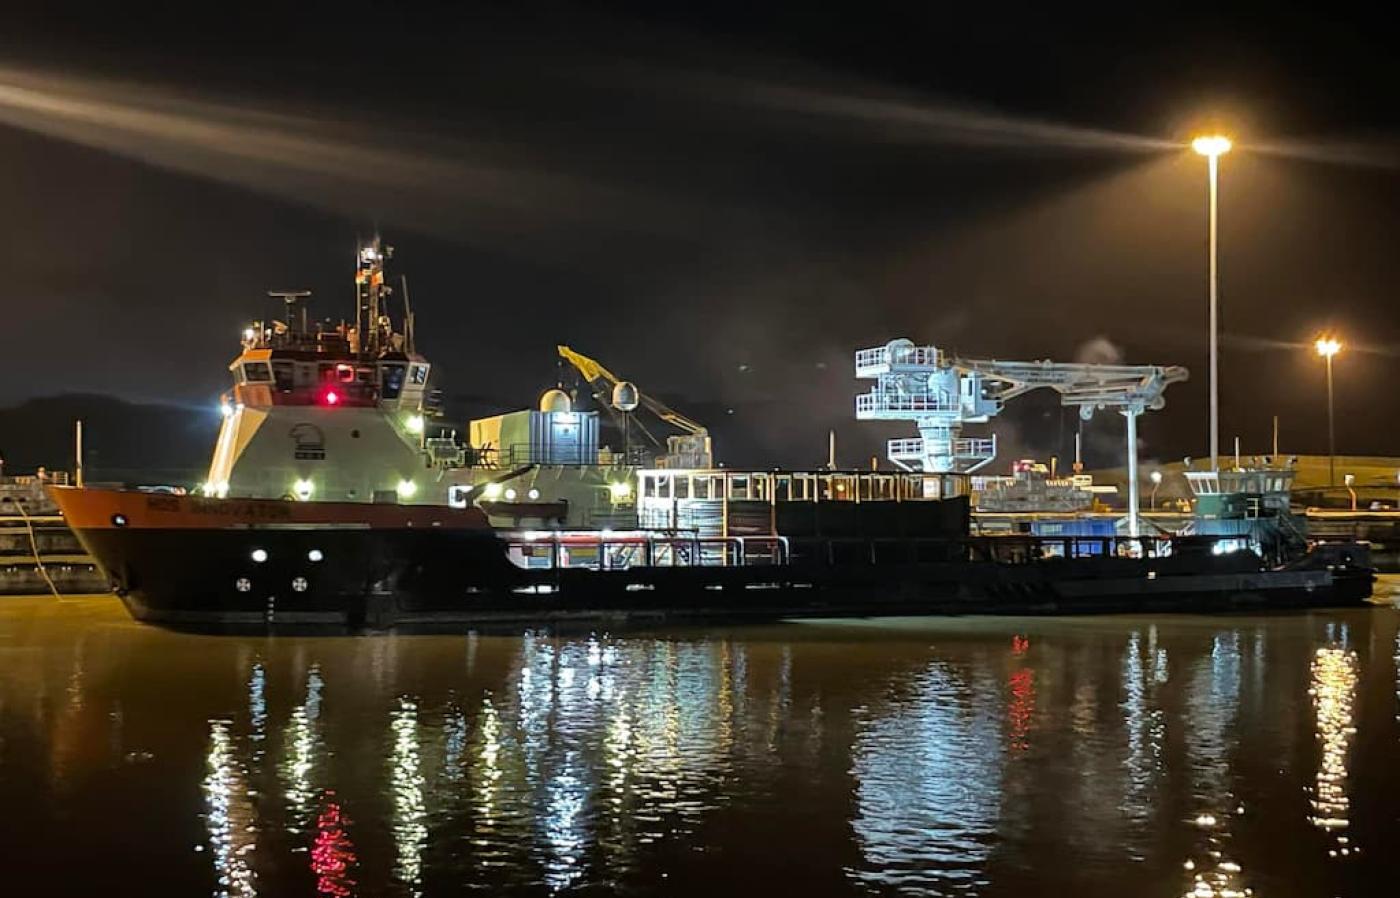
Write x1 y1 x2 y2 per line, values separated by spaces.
556 344 708 436
556 345 622 390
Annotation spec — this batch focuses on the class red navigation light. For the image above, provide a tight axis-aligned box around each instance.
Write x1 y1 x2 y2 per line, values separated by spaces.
322 389 341 407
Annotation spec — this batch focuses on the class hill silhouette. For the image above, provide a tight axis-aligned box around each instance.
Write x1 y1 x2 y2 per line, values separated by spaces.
0 394 218 485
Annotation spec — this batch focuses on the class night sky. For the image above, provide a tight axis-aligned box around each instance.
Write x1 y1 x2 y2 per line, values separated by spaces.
3 5 1397 471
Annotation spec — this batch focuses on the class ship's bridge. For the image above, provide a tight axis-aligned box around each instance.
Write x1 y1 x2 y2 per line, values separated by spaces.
223 251 429 415
227 346 430 412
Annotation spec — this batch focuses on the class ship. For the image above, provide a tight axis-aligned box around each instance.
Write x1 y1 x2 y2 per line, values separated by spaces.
48 240 1375 630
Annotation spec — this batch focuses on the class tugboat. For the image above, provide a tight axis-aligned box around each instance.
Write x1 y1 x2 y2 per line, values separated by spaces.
48 240 1375 630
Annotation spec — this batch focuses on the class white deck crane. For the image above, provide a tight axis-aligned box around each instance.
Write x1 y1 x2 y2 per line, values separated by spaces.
855 338 1188 536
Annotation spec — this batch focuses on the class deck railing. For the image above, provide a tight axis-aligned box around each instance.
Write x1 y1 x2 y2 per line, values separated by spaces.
502 531 1253 572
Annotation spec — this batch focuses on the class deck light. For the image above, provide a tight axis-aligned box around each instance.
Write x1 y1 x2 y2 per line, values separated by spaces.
396 479 418 499
405 414 425 434
293 479 314 501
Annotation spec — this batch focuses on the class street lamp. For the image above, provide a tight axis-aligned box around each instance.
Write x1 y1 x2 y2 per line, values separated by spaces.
1193 135 1232 473
1315 336 1342 487
1149 469 1163 509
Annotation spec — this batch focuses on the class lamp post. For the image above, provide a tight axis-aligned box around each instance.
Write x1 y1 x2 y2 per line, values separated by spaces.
1150 469 1163 509
1315 336 1342 487
1192 135 1231 473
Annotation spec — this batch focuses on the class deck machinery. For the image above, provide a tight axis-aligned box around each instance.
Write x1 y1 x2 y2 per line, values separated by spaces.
856 338 1188 535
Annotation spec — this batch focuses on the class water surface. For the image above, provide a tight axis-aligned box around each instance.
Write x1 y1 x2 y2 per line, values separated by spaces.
3 591 1400 896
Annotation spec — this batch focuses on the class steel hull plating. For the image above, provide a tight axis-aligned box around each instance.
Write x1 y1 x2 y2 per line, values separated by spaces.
50 488 1374 632
71 527 1373 632
79 526 520 627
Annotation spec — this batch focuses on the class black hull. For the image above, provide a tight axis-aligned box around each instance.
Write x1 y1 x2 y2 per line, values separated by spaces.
73 525 1376 632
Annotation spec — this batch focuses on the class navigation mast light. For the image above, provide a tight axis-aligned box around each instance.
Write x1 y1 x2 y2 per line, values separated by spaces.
1315 337 1342 358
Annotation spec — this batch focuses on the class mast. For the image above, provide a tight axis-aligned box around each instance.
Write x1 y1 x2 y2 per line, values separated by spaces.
354 236 394 357
268 290 312 338
401 274 415 354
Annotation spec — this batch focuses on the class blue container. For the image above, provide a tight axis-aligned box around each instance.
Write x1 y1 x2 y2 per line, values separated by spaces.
1030 519 1117 538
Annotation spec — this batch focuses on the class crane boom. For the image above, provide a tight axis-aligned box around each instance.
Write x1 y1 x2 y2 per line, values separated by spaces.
556 346 708 436
556 345 713 467
856 337 1189 538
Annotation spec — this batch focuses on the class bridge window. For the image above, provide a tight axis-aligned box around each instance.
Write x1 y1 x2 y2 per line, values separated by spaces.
410 364 428 385
272 362 294 392
243 362 272 383
381 364 406 400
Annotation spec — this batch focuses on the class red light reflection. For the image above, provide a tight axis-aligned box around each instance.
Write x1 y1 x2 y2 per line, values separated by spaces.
311 791 357 897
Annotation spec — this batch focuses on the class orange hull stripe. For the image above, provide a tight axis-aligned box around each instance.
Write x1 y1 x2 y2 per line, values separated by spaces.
48 486 493 531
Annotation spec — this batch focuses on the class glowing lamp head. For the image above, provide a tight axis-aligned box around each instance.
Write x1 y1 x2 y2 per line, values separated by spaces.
1192 135 1232 157
405 414 425 434
220 401 234 418
396 479 418 500
1150 470 1163 485
608 481 632 500
293 478 314 501
322 388 341 406
242 327 256 343
483 482 503 499
1315 337 1342 358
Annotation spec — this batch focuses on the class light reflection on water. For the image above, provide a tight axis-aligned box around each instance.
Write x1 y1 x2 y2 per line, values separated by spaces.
281 666 323 832
1308 645 1359 857
4 597 1400 896
848 661 1001 894
1179 631 1250 898
389 698 427 895
204 719 257 898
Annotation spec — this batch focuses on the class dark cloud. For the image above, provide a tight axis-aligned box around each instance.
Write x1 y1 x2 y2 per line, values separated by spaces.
2 4 1398 471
